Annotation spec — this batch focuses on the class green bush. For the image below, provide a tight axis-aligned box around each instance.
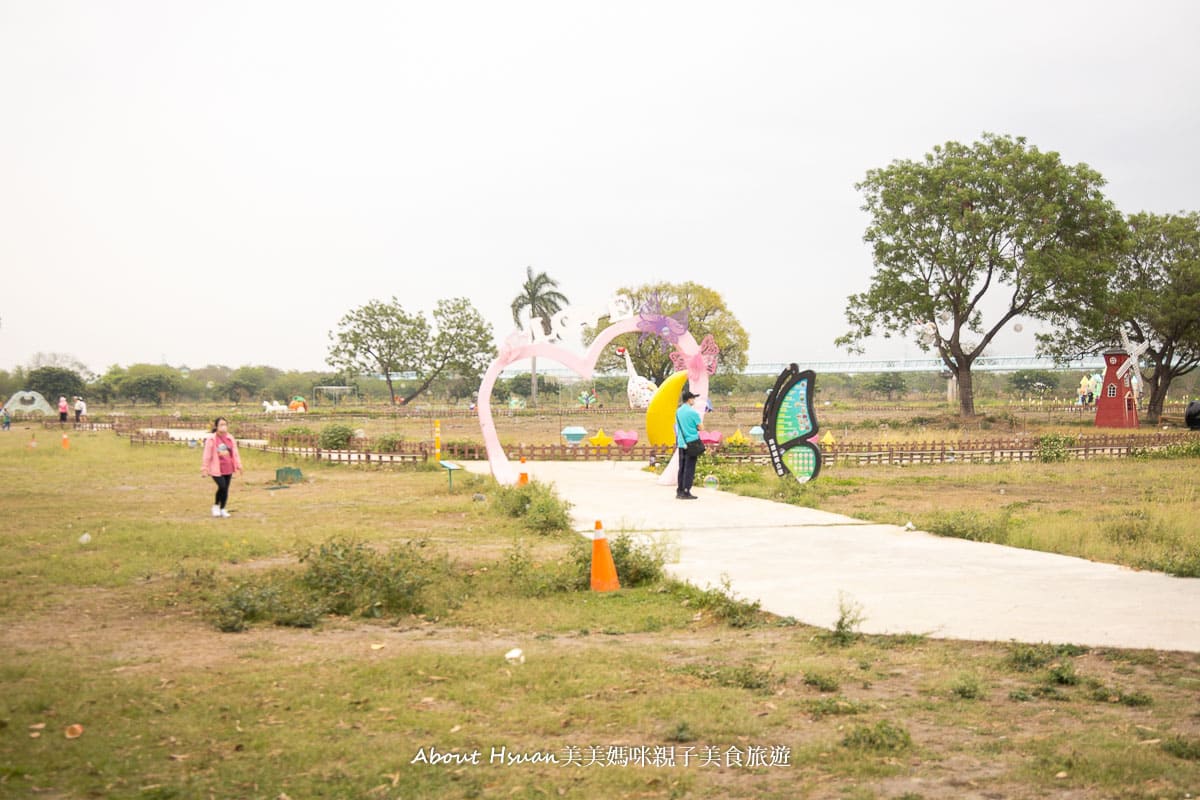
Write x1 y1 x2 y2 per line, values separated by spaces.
1036 434 1075 463
318 424 356 450
373 434 406 453
493 481 573 535
298 537 440 618
272 425 314 444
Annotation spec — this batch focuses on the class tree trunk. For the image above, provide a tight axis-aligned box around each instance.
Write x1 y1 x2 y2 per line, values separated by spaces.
530 355 538 408
385 376 397 405
956 366 976 417
1146 371 1169 422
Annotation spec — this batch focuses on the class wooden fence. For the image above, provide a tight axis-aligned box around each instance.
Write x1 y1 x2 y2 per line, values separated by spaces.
120 426 1198 468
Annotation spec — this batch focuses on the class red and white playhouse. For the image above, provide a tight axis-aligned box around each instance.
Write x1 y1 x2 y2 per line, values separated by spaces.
1094 348 1139 429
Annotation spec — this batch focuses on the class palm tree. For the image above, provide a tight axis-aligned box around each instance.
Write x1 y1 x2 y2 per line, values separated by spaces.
510 266 569 407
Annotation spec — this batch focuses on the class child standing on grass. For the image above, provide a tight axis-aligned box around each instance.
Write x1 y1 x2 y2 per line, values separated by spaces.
201 417 242 518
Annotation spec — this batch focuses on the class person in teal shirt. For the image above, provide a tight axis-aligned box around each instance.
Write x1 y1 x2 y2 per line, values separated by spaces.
674 391 703 499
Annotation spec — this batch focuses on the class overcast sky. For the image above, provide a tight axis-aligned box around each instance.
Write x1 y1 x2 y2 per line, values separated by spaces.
2 1 1198 376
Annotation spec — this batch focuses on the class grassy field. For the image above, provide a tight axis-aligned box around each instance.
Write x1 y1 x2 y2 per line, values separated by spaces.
2 428 1199 799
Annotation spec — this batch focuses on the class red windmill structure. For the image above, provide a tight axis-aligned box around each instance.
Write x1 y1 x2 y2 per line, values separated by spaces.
1094 333 1147 429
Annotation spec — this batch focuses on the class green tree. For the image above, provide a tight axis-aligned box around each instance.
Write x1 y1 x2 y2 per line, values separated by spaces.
328 298 430 405
584 282 750 386
837 133 1126 416
399 297 496 404
1008 369 1059 396
328 297 495 406
867 372 908 400
219 366 281 402
510 266 569 407
25 366 85 403
119 364 182 405
1039 211 1200 421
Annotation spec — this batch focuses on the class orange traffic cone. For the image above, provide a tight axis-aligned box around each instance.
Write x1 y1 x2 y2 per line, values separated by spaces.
517 456 529 486
590 520 620 592
61 433 70 450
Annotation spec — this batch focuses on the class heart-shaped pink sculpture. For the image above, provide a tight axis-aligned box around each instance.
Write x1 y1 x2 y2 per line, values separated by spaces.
699 430 723 447
477 317 709 484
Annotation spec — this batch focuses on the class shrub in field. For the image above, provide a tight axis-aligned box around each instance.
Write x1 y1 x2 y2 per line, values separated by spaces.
493 481 573 535
1036 434 1074 463
841 720 912 752
568 533 666 589
298 537 442 618
271 425 315 444
318 423 356 450
373 433 406 453
1162 735 1200 761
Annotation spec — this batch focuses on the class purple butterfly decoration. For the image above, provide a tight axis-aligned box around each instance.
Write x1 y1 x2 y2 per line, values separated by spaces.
636 294 688 352
670 334 720 375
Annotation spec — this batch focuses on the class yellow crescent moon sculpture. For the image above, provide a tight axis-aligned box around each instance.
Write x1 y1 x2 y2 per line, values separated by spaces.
645 371 690 446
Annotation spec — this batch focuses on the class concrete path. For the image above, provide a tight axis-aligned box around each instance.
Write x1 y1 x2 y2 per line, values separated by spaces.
462 460 1200 653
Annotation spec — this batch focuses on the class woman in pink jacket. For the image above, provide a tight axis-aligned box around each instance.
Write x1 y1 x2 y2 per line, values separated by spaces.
201 417 243 518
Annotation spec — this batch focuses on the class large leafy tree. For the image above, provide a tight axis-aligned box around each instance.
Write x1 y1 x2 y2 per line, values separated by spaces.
119 364 182 405
584 282 749 386
509 267 568 407
25 366 85 403
1039 211 1200 421
837 133 1126 416
327 297 494 405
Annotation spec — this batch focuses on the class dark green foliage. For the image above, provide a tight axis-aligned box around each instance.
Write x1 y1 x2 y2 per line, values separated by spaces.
25 366 86 404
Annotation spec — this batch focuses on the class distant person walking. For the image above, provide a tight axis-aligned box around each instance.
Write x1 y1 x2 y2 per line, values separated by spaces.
1 406 10 431
74 396 86 424
57 396 69 424
674 390 704 500
201 417 243 518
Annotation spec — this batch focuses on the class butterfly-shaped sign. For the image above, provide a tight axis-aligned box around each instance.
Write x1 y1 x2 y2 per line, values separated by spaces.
761 363 821 483
669 334 719 375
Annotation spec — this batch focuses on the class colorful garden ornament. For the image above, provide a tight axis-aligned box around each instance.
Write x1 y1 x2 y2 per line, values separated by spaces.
477 296 711 484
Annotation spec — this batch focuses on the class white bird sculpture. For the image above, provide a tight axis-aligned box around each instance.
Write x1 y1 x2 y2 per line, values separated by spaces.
618 346 657 409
